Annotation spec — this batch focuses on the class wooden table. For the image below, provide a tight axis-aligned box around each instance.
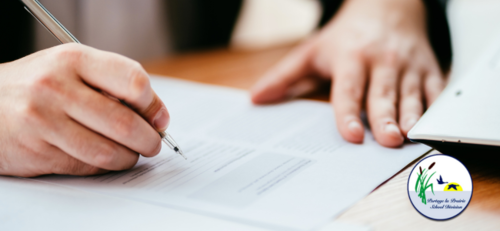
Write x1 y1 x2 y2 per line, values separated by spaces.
142 47 500 231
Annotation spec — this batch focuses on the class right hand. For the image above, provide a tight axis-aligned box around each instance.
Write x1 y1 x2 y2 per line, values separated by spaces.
0 44 170 177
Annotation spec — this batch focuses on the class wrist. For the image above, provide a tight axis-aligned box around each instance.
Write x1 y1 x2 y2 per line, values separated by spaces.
340 0 427 33
342 0 425 17
345 0 423 7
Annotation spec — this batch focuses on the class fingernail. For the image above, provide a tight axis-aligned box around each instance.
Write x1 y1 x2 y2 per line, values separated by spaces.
153 109 169 130
404 118 418 131
348 120 363 135
384 123 402 138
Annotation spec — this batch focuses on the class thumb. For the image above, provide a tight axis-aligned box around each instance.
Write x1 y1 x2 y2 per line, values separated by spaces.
251 42 316 104
138 91 170 132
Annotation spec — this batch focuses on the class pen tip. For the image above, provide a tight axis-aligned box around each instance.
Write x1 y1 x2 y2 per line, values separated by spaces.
176 149 187 160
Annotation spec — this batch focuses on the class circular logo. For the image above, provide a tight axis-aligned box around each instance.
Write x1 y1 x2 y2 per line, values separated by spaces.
407 154 473 220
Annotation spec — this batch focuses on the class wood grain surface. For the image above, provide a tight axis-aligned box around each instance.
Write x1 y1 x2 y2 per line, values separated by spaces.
142 46 293 90
141 47 500 230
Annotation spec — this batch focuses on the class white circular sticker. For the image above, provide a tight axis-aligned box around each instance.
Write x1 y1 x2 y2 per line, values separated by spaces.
407 154 473 220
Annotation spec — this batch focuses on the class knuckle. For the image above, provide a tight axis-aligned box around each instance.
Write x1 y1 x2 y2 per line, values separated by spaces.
85 166 105 175
51 44 85 67
370 74 398 99
94 144 117 168
59 158 103 176
66 161 86 174
18 101 46 127
348 48 366 60
110 111 136 138
130 61 144 71
57 158 80 174
30 73 66 98
340 81 363 101
378 83 397 99
402 83 420 98
128 62 150 99
74 163 102 176
381 50 401 67
341 68 361 79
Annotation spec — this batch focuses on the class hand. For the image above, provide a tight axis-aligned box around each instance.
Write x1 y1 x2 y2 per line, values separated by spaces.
251 0 445 147
0 44 170 177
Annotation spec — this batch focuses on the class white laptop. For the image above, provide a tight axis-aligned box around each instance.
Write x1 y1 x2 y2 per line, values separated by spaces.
408 38 500 154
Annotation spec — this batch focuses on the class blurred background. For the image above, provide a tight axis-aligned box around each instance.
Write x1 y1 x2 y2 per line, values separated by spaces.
9 0 322 61
1 0 500 80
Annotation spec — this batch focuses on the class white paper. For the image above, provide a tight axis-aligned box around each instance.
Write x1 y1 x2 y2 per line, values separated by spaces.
35 76 429 231
0 176 272 231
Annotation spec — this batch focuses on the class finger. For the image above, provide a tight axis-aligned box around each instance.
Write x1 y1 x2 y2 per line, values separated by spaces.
45 145 108 176
423 70 445 107
398 71 424 137
332 57 367 143
53 44 169 131
251 42 315 104
285 77 321 99
45 117 140 171
64 82 162 157
367 64 404 147
1 143 107 177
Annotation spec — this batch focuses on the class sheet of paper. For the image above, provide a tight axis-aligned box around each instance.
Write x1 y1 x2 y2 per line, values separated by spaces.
0 177 370 231
0 176 271 231
36 76 429 231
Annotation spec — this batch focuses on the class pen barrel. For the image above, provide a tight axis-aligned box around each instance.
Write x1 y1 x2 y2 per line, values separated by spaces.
21 0 80 44
160 131 176 149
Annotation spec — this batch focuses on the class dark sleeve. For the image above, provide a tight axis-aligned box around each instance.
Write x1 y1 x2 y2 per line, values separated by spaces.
0 0 34 63
317 0 343 27
165 0 243 53
318 0 452 72
422 0 452 72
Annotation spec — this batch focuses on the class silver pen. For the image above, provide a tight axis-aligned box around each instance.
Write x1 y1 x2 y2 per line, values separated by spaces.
20 0 186 160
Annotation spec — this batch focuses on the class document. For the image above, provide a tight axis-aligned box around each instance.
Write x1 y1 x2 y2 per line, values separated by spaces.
37 76 429 231
0 176 272 231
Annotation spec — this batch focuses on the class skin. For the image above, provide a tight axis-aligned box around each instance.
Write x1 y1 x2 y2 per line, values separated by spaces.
251 0 445 147
0 44 170 177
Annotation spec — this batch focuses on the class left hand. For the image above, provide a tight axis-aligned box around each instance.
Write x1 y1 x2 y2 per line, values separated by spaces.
250 0 446 147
